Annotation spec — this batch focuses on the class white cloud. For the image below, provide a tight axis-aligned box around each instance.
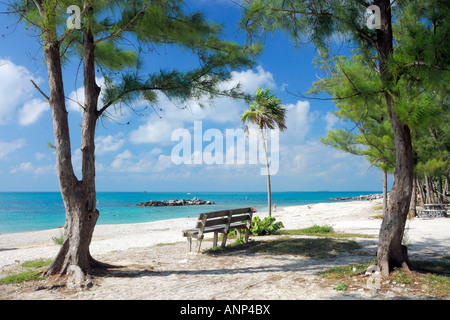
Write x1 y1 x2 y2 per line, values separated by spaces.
0 59 43 125
283 100 311 143
111 149 133 171
225 65 276 94
128 66 277 145
129 118 183 145
10 161 55 175
323 112 339 131
11 162 33 173
109 149 173 173
35 152 47 161
0 139 27 159
95 134 125 155
18 99 50 126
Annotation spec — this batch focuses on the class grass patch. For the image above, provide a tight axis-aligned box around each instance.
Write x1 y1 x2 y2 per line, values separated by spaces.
411 259 450 276
318 258 450 298
372 204 384 211
299 224 333 234
21 259 53 269
155 242 178 247
250 237 362 259
391 269 415 284
319 263 371 279
423 274 450 297
0 270 44 284
279 226 376 239
0 259 52 284
52 232 65 245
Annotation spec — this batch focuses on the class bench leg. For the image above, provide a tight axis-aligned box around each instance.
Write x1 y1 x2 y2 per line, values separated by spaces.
236 229 241 240
244 228 250 243
221 231 228 248
187 237 192 252
213 232 218 248
196 236 203 253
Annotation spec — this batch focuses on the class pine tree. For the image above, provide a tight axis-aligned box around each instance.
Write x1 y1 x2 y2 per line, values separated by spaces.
241 0 449 276
9 0 258 283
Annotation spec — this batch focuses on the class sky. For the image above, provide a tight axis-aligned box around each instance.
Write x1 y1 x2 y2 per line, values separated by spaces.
0 0 392 192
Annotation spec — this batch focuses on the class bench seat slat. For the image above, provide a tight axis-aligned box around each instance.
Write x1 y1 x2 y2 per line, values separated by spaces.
230 214 252 223
202 213 251 227
230 222 250 229
200 207 252 219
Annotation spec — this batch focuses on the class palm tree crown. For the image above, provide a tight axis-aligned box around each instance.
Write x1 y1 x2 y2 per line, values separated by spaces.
241 87 287 131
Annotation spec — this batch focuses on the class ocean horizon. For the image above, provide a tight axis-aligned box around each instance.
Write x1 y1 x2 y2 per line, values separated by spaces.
0 191 381 234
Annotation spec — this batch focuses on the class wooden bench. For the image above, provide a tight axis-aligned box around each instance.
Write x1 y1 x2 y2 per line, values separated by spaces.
182 207 253 252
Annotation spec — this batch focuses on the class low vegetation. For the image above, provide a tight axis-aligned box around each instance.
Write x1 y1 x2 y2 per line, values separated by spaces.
318 259 450 297
279 225 376 239
0 259 52 284
215 222 449 298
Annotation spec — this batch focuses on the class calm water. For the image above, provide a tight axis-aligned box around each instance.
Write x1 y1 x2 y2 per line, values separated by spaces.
0 191 379 234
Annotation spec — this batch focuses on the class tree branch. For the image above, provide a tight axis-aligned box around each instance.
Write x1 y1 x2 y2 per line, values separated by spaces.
403 61 450 72
31 0 43 15
30 79 49 100
93 0 152 45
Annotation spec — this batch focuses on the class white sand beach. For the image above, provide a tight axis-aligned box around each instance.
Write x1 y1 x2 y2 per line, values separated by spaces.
0 199 449 300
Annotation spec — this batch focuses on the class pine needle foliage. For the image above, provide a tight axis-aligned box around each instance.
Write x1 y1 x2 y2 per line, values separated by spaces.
11 0 260 116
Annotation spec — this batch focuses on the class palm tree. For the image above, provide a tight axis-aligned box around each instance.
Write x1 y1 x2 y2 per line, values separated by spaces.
241 87 287 217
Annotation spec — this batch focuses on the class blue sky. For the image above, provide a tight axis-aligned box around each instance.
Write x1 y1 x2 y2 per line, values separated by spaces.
0 0 391 192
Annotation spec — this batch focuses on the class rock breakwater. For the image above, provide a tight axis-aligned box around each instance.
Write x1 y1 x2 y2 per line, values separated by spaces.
329 194 384 201
137 197 215 207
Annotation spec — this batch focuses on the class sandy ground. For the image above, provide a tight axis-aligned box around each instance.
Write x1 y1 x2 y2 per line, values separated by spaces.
0 199 449 300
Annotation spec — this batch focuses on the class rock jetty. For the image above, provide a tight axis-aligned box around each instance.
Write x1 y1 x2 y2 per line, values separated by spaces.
137 197 215 207
329 194 384 201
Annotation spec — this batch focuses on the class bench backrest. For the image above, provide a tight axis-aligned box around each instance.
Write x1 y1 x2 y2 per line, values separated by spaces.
195 207 253 229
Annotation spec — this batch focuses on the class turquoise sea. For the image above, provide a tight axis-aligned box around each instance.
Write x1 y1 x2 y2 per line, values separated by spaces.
0 191 379 234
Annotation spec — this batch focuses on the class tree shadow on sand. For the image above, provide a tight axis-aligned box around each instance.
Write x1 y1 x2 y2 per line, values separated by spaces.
93 237 367 279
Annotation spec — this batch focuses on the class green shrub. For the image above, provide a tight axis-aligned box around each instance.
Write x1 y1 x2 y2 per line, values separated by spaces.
52 231 65 245
228 217 284 238
333 282 348 291
251 216 284 236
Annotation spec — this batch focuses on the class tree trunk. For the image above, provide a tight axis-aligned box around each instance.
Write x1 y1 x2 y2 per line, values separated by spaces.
44 4 108 281
259 126 272 217
438 176 443 204
409 175 417 218
417 177 425 205
425 173 435 203
382 170 388 216
445 174 449 196
373 0 414 277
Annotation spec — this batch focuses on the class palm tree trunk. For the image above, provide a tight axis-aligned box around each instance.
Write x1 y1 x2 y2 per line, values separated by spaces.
258 126 271 217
